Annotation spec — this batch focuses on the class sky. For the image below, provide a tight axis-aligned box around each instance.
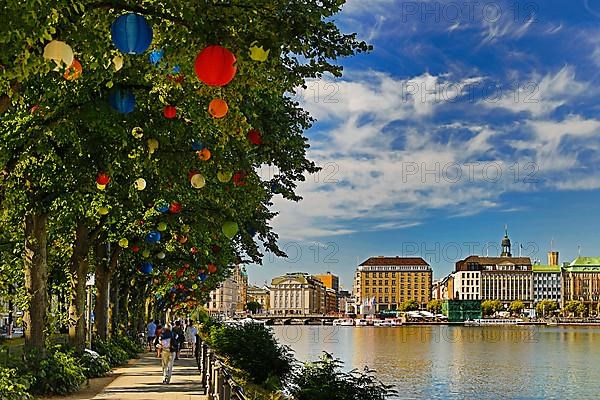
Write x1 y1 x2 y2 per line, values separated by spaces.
247 0 600 290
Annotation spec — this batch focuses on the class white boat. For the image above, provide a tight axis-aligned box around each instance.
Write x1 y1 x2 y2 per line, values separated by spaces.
387 318 403 326
333 318 354 326
372 319 386 326
354 318 368 326
464 318 522 326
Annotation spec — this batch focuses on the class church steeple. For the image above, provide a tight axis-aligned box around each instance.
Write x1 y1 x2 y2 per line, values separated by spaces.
501 225 512 257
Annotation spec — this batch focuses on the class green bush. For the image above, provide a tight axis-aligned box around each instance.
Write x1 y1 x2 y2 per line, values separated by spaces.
23 346 86 396
92 339 129 367
287 353 397 400
112 335 144 359
0 366 33 400
210 323 293 386
79 351 111 378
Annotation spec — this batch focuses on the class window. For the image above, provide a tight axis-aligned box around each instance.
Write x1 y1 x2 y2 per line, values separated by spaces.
378 297 382 303
392 280 396 285
378 288 382 293
379 280 383 285
365 280 370 286
385 288 389 293
392 287 396 293
384 280 389 285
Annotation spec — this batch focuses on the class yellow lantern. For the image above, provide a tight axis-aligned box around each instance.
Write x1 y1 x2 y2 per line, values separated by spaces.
191 173 206 189
142 249 151 258
113 55 124 71
132 127 144 139
147 138 159 154
43 40 74 69
118 238 129 248
217 170 232 183
249 42 269 62
157 222 168 232
97 183 106 190
134 178 146 190
98 206 110 215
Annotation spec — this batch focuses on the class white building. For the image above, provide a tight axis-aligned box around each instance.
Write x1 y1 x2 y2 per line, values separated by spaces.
452 270 481 301
270 273 326 315
206 265 246 318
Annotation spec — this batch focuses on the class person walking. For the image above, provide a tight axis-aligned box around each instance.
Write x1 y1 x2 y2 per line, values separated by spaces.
154 324 163 358
146 320 157 352
172 320 185 360
158 325 175 384
185 319 198 357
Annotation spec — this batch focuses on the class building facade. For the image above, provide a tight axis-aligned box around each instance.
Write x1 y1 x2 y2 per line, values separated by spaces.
206 265 247 317
532 251 562 306
314 272 340 293
562 257 600 309
325 288 338 314
247 285 270 313
270 273 326 315
354 256 432 313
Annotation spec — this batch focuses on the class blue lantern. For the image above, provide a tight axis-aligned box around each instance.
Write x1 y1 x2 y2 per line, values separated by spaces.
140 261 153 274
111 13 153 55
172 65 181 74
191 139 203 151
146 231 161 244
155 202 169 213
270 182 281 194
109 87 135 114
149 49 164 65
198 273 207 282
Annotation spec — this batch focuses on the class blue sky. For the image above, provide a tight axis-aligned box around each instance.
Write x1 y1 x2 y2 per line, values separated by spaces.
248 0 600 289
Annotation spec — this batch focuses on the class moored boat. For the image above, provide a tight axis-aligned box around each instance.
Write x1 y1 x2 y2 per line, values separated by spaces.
333 318 355 326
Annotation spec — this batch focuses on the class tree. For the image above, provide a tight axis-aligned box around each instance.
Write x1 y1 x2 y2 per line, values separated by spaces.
426 299 442 315
535 300 558 318
398 300 419 312
246 301 262 315
564 300 582 317
481 299 503 317
508 300 525 316
576 302 588 317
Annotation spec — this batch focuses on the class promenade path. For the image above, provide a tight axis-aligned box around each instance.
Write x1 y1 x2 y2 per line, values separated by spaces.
91 352 208 400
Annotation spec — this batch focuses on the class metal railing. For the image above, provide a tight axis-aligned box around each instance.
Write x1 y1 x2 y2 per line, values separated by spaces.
195 336 249 400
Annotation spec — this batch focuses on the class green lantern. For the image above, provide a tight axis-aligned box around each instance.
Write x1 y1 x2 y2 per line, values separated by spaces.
222 221 239 239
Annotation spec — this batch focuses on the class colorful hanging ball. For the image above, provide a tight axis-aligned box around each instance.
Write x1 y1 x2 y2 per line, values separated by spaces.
194 45 237 86
222 221 239 239
197 148 211 161
247 129 262 145
98 206 110 215
157 251 166 260
147 138 159 154
134 178 147 190
132 127 144 139
212 244 221 254
157 222 168 232
207 263 218 273
149 49 164 65
208 98 228 118
63 59 82 80
111 13 153 55
131 245 140 253
118 238 129 248
97 183 106 190
217 170 232 183
146 231 161 244
233 171 247 187
163 105 176 119
113 55 124 71
181 225 190 233
109 87 136 114
191 139 203 151
178 236 188 244
169 201 182 213
249 42 270 62
155 202 169 213
142 249 151 258
140 261 153 274
43 40 74 69
96 172 111 186
191 173 206 189
198 273 207 282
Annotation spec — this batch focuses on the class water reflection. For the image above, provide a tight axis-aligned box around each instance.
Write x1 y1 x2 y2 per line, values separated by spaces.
273 325 600 399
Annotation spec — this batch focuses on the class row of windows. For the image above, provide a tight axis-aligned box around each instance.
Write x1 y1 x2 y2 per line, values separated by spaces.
365 288 427 295
362 271 431 278
364 278 427 285
370 297 428 304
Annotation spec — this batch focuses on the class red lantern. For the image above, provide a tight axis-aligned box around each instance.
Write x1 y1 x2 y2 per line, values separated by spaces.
169 201 182 213
191 247 198 254
164 105 176 119
247 129 262 145
132 245 140 253
178 236 188 244
212 244 221 254
176 268 184 278
233 171 247 187
207 263 217 273
96 172 111 185
194 45 237 86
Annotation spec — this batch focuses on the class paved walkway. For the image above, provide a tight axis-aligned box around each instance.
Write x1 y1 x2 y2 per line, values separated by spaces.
92 352 208 400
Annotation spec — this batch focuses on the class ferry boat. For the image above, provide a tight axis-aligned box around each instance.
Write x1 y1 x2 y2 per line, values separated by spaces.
372 319 386 326
464 318 522 326
354 318 369 326
333 318 355 326
387 318 403 326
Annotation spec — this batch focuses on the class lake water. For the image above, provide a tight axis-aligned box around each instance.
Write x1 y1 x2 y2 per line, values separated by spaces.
273 325 600 399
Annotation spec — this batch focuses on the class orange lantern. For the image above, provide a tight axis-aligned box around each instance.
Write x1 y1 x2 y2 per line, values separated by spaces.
178 236 188 244
197 148 211 161
207 263 217 273
208 98 228 118
63 59 82 80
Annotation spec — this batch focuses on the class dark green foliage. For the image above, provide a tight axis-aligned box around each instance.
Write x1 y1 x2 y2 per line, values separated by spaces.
22 346 86 396
92 338 129 367
0 366 33 400
112 335 144 359
78 351 111 378
209 323 293 385
288 353 397 400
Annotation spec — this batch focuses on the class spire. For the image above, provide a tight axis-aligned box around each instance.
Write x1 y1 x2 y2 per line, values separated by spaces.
501 226 512 257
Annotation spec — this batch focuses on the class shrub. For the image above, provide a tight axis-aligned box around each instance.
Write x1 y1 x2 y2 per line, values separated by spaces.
287 353 397 400
0 366 33 400
210 322 294 385
92 339 129 367
79 350 111 378
23 346 86 396
112 335 144 359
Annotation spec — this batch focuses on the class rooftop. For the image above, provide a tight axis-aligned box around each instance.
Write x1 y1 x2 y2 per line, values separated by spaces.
532 264 561 273
359 256 429 266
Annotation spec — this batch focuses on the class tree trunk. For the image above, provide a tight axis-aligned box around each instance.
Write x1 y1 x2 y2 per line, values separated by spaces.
23 213 48 353
68 221 90 351
95 242 120 340
109 271 120 336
